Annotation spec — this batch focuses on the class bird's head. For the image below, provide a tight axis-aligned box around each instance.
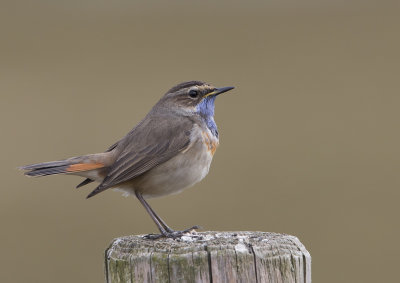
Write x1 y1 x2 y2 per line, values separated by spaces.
157 81 234 118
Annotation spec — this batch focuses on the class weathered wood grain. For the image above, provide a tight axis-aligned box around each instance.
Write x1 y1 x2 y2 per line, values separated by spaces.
105 231 311 283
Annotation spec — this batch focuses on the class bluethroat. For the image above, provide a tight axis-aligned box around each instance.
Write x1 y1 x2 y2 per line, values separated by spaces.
21 81 234 239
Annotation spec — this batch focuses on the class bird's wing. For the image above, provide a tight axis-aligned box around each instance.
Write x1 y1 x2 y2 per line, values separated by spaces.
86 115 193 198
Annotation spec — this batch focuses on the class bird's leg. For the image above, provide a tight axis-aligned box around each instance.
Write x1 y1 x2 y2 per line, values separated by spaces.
135 191 200 239
135 191 170 237
135 191 173 233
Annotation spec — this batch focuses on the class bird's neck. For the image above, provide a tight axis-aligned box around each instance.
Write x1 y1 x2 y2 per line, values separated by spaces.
196 96 219 138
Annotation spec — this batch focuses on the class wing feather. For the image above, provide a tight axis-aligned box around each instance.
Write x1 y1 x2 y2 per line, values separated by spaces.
87 115 193 198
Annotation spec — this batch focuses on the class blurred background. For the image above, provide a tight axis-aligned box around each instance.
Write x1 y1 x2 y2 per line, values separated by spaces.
1 0 399 282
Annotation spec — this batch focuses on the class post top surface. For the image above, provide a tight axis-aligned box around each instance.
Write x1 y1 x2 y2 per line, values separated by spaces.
107 231 309 257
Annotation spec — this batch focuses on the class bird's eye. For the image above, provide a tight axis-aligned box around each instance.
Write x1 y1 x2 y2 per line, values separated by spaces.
188 89 199 98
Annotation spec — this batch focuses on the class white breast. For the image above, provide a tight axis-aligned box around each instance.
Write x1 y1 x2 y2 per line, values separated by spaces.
116 125 219 198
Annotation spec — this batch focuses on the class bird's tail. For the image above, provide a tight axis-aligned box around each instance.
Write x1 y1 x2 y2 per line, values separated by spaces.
20 155 105 177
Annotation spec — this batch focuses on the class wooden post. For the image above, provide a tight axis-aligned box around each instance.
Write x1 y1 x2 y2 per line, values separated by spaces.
105 231 311 283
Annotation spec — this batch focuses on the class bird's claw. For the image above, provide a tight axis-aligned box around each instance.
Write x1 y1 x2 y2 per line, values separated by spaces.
143 225 201 240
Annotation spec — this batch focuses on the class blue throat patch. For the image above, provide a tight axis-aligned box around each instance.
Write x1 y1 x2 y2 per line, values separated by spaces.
196 96 219 138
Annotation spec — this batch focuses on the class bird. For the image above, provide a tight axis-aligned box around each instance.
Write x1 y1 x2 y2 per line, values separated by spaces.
20 81 234 239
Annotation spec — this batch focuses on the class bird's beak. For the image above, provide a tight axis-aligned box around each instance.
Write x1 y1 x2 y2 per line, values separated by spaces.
205 86 235 98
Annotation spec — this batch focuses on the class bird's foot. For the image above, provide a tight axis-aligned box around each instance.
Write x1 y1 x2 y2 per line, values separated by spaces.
143 225 201 240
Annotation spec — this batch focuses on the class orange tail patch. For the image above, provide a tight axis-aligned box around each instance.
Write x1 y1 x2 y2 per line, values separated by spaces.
66 163 104 173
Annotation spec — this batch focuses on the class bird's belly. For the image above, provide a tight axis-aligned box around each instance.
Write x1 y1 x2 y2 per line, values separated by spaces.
137 140 215 198
114 134 217 198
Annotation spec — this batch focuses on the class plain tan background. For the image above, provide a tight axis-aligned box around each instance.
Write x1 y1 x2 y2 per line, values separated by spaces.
1 1 399 282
